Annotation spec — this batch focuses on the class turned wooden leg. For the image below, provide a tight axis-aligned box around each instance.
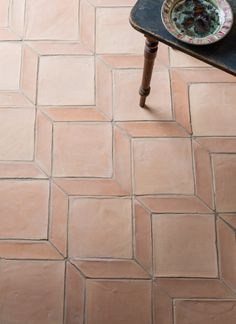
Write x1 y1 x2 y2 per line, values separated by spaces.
139 36 159 107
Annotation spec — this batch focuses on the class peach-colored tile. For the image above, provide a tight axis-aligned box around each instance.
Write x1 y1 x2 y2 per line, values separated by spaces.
72 259 150 278
153 214 218 277
21 45 38 103
38 56 95 105
86 280 152 324
193 140 214 209
0 0 9 27
0 108 35 160
113 68 172 121
0 180 49 239
0 260 65 324
89 0 136 5
25 0 79 40
0 28 21 40
213 154 236 212
117 121 189 137
0 241 63 259
217 218 236 291
26 41 91 55
35 110 53 175
96 7 144 54
175 300 236 324
69 198 132 258
133 138 194 194
0 92 33 107
80 0 95 51
196 137 236 153
190 83 236 136
0 42 21 90
139 195 211 213
0 162 47 178
134 201 152 273
220 213 236 229
50 184 68 256
170 48 210 67
65 262 85 324
53 122 112 177
9 0 26 36
55 179 127 196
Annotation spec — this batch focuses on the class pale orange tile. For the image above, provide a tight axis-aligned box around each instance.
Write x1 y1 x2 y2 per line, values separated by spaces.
175 300 236 324
53 123 112 177
0 260 65 324
153 214 218 277
69 198 132 258
0 92 33 107
35 110 52 175
0 180 49 239
196 137 236 153
25 0 79 40
65 262 85 324
220 213 236 229
133 138 194 195
21 45 38 103
0 42 21 90
0 0 9 27
80 0 95 51
38 56 95 105
0 162 47 178
72 259 150 278
213 154 236 212
0 108 35 160
96 7 144 54
0 28 21 40
26 41 91 55
190 83 236 136
9 0 26 36
139 195 211 213
50 184 68 256
86 280 152 324
113 68 172 121
170 48 210 67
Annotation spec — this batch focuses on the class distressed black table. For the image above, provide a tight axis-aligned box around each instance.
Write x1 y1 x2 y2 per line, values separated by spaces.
130 0 236 107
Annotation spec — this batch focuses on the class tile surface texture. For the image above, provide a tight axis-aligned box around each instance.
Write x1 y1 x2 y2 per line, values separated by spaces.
0 0 235 323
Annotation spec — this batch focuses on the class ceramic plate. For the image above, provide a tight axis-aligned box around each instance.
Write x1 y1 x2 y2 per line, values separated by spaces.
161 0 233 45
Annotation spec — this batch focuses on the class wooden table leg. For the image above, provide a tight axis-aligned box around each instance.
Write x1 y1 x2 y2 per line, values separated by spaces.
139 36 159 108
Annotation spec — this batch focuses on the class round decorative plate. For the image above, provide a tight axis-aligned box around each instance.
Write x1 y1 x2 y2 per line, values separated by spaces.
161 0 234 45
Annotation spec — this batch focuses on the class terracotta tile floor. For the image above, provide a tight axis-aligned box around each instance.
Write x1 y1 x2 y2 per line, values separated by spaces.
0 0 236 323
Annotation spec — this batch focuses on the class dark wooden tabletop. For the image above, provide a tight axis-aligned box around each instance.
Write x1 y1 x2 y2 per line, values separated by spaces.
130 0 236 76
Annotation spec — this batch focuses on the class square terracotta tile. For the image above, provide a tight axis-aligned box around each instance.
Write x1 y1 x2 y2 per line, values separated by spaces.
113 68 172 121
96 7 144 54
0 108 35 160
25 0 79 40
86 280 152 324
38 56 95 105
0 180 49 239
190 83 236 136
175 300 236 324
53 122 112 177
69 198 132 258
213 154 236 212
0 42 21 90
152 214 218 277
133 138 194 195
0 260 65 324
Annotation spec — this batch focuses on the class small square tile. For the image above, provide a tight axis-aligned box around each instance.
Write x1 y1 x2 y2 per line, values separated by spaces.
86 280 152 324
53 122 112 177
38 56 95 105
0 108 35 160
0 260 64 324
113 68 172 121
213 154 236 212
190 83 236 136
96 7 143 54
69 198 132 258
25 0 79 40
153 214 218 277
133 138 194 195
0 180 49 239
0 42 21 90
